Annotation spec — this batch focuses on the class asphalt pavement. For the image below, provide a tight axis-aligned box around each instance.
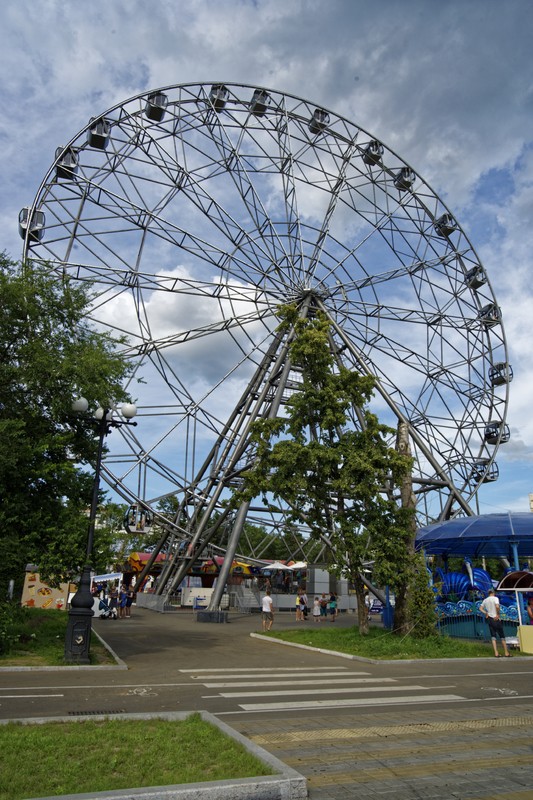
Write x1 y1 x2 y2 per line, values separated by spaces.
2 607 533 799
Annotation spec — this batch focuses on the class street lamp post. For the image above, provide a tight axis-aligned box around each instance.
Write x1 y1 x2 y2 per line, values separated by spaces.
64 399 137 664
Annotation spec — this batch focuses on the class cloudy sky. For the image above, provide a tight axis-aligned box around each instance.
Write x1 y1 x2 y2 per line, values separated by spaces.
1 0 532 516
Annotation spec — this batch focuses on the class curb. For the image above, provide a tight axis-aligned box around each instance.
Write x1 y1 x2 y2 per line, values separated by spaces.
1 711 307 800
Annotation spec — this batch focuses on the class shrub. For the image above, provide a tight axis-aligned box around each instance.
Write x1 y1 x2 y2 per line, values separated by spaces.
0 602 28 655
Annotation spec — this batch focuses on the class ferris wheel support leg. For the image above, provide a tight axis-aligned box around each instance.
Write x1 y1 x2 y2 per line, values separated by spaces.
166 311 305 600
162 507 233 597
208 501 251 612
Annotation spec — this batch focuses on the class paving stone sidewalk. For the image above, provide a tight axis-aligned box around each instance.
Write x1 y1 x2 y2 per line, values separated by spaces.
244 704 533 799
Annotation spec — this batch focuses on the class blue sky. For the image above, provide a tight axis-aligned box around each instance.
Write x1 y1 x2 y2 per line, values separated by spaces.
1 0 532 517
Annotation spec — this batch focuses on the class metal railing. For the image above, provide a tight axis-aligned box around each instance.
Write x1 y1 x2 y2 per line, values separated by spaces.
435 599 519 643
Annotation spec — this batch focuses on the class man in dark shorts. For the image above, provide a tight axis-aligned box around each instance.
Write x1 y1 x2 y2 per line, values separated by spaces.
480 588 511 657
261 590 274 631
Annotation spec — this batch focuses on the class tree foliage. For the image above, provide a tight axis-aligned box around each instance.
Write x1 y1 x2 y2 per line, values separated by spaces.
407 552 438 638
230 306 416 632
0 255 132 595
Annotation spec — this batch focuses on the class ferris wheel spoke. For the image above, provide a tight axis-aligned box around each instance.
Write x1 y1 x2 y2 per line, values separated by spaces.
119 306 276 357
338 317 486 416
304 140 359 284
199 113 299 286
43 173 282 287
339 297 482 328
322 303 487 512
116 108 290 284
327 250 471 297
272 110 305 279
37 257 279 309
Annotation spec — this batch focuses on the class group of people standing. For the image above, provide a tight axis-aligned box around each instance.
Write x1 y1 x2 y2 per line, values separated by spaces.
97 583 135 619
260 589 339 631
297 590 338 622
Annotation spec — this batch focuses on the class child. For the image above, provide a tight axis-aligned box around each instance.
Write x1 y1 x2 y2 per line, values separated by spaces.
312 596 321 622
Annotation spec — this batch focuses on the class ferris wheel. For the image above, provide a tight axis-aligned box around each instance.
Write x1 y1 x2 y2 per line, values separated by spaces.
20 81 511 577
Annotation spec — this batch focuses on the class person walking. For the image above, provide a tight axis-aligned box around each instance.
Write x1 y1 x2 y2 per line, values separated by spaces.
480 588 511 657
261 590 274 631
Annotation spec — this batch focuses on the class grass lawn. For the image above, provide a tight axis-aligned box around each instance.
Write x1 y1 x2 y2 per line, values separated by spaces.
0 608 275 799
0 607 114 667
0 714 274 800
263 623 523 659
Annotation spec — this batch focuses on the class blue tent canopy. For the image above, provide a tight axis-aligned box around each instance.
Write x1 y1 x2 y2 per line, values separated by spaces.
416 513 533 566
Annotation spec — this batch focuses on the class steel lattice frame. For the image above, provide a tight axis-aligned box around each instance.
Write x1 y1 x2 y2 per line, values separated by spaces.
20 82 511 596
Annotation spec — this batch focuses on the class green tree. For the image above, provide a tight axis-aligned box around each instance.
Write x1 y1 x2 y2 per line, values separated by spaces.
0 255 131 596
406 552 438 638
93 501 131 571
230 307 415 633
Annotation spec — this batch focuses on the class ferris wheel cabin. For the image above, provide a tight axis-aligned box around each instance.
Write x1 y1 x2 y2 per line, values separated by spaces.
484 421 511 445
209 84 229 111
470 459 499 484
394 167 416 191
362 140 384 165
87 117 111 149
145 92 168 122
490 362 513 386
478 303 502 328
309 108 330 135
55 146 78 180
434 213 457 238
465 265 487 289
18 207 45 242
124 504 154 535
249 88 271 116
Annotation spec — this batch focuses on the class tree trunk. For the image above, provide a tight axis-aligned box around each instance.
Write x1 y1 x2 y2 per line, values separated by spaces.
353 572 369 634
393 420 417 634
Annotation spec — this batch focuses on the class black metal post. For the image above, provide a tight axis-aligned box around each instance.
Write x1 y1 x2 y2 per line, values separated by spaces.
64 412 109 664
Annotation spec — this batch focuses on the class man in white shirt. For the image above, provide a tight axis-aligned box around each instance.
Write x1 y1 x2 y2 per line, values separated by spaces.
480 588 511 657
261 590 274 631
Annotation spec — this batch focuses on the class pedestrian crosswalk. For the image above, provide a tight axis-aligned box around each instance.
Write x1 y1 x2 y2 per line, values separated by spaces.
179 666 464 712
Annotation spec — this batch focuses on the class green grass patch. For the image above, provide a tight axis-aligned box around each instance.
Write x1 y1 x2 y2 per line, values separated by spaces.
0 606 113 666
0 714 274 800
264 624 520 659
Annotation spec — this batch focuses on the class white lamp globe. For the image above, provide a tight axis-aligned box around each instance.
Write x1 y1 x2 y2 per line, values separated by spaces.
72 397 89 413
121 403 137 420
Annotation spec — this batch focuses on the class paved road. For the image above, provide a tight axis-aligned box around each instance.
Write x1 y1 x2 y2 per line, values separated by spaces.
2 608 533 799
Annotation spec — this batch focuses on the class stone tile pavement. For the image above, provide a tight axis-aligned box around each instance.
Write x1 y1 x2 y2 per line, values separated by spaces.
245 705 533 799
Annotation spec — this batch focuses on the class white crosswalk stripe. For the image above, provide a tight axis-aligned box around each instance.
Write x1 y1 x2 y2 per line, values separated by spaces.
203 677 385 687
189 670 365 680
217 684 452 698
237 694 465 712
179 667 466 713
